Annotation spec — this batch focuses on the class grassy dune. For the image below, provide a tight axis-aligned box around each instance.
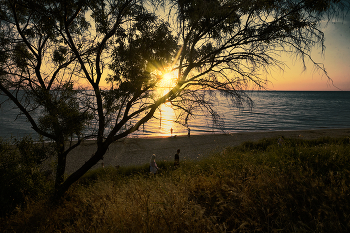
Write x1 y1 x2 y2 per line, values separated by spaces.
2 136 350 232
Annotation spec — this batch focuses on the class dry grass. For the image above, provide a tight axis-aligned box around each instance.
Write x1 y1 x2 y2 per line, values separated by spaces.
2 136 350 232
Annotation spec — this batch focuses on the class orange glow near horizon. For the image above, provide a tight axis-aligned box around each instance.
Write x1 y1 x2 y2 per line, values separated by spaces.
265 57 350 91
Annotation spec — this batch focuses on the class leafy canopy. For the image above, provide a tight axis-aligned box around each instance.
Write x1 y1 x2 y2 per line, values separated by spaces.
0 0 348 198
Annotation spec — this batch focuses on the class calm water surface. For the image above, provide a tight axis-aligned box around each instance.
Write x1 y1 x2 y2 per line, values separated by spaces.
1 91 349 139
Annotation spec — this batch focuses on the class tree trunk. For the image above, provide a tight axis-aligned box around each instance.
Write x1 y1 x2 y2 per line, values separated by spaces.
53 144 109 200
54 139 67 199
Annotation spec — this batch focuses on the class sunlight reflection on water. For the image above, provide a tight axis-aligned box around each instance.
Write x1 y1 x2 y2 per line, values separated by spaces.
1 91 350 139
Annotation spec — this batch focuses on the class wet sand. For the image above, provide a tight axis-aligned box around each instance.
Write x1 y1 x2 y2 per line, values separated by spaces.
65 128 350 174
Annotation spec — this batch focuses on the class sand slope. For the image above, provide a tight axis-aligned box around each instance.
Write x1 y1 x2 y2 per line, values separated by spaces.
63 128 350 174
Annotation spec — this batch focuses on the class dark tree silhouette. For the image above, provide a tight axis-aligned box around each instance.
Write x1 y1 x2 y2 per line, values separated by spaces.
0 0 348 199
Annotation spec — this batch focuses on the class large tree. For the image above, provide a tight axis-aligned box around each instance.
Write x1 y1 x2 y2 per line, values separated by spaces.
0 0 348 199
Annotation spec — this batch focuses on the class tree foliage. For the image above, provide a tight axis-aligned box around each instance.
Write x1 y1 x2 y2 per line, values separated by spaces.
0 137 53 216
0 0 348 199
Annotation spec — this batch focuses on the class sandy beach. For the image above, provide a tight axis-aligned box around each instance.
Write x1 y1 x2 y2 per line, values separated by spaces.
65 128 350 174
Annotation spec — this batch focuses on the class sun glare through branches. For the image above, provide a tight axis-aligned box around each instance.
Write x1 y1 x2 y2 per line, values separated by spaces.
156 68 178 96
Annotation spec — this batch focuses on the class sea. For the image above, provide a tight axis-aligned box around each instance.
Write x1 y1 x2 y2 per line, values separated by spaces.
1 91 350 139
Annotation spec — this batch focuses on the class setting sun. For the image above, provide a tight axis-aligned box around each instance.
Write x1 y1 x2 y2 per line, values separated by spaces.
163 72 174 83
155 68 178 96
159 69 178 88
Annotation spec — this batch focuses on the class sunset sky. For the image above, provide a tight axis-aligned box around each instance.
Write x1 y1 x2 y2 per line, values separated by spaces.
96 12 350 92
266 16 350 91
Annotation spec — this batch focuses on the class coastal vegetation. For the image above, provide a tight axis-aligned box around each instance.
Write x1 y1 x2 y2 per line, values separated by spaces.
1 0 349 199
1 136 350 232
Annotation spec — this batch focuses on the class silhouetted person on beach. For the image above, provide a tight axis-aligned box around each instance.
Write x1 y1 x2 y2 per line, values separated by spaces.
174 149 180 167
150 154 159 174
188 128 190 137
171 128 173 137
278 136 285 147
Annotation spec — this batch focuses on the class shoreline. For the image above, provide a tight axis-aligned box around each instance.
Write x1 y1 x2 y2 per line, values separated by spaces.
63 128 350 174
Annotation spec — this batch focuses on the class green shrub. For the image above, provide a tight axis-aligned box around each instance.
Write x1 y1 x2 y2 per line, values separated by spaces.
0 137 53 217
